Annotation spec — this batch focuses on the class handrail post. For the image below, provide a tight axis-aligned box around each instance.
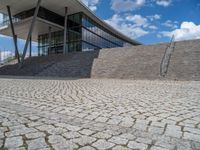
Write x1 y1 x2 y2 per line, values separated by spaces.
160 35 176 77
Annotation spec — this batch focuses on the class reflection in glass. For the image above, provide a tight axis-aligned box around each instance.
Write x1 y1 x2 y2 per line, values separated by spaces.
38 12 132 55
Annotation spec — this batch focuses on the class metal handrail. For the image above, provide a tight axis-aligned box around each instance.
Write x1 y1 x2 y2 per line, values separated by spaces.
160 35 175 77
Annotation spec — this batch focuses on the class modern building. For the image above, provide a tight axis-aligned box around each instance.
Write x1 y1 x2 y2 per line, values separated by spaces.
0 0 140 65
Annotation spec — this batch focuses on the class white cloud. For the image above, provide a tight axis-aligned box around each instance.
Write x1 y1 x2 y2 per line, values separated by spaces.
149 25 158 30
155 0 171 7
147 14 161 21
105 14 149 39
111 0 145 12
161 22 200 41
162 20 178 29
126 14 148 27
81 0 100 11
153 14 161 20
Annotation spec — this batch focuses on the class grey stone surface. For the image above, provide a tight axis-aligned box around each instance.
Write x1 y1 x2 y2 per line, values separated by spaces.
167 39 200 80
0 78 199 150
9 147 27 150
127 141 148 150
108 136 128 145
0 51 99 78
26 132 46 139
62 131 81 139
165 124 183 138
26 138 49 150
51 141 78 150
79 129 95 136
48 135 67 144
91 44 167 80
1 39 199 80
78 146 96 150
183 132 200 142
92 132 112 139
0 139 4 147
92 139 115 150
150 146 169 150
4 136 23 149
92 39 200 80
72 136 96 146
112 145 132 150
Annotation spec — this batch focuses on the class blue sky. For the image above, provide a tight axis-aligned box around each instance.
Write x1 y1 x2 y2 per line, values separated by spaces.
83 0 200 44
0 0 200 54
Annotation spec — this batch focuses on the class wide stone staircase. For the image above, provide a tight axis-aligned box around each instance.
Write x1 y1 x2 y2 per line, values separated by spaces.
0 56 57 76
91 43 168 79
38 51 99 78
91 39 200 80
166 40 200 80
0 51 99 77
0 39 199 80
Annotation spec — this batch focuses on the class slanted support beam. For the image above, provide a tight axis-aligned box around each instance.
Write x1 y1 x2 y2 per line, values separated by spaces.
63 7 68 55
38 38 40 56
48 26 52 54
7 5 20 63
20 0 41 68
29 36 32 57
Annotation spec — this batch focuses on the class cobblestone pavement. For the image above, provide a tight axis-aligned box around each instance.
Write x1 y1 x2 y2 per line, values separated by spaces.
0 78 200 150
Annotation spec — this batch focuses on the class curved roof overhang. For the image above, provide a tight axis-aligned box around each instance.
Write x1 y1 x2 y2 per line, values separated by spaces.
0 17 64 41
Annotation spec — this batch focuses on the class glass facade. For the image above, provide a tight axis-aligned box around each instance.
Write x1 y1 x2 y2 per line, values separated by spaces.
82 13 125 50
38 31 63 55
68 13 82 52
38 12 134 55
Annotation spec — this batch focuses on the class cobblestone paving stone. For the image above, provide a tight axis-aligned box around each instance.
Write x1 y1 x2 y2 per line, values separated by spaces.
0 78 200 150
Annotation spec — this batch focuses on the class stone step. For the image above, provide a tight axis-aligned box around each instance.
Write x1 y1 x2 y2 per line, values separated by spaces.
0 39 199 80
166 40 200 80
98 45 167 59
91 43 167 79
0 51 99 77
37 51 99 78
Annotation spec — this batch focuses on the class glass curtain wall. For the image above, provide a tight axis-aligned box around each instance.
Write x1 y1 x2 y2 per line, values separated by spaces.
68 13 82 52
67 12 126 52
38 31 63 55
81 13 125 51
38 12 131 55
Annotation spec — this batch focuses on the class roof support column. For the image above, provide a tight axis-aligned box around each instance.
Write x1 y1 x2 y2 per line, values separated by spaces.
29 36 32 57
63 7 68 55
38 37 41 56
6 6 20 63
48 26 52 54
20 0 41 68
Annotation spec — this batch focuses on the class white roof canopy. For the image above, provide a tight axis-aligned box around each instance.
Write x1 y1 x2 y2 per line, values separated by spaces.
0 0 140 44
0 17 63 41
0 0 81 16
